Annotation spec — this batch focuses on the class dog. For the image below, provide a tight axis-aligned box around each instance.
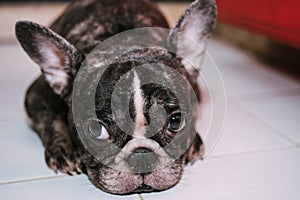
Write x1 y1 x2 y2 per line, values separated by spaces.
15 0 216 195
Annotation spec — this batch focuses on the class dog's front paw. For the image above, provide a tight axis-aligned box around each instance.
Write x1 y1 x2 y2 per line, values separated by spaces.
45 144 82 176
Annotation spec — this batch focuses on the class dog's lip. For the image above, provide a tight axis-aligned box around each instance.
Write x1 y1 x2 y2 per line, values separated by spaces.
131 183 156 194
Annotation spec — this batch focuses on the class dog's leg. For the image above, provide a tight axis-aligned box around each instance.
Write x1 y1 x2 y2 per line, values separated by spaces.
26 77 81 175
37 118 80 175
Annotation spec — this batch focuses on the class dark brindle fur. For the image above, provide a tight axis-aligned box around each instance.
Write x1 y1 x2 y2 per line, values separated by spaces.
15 0 216 195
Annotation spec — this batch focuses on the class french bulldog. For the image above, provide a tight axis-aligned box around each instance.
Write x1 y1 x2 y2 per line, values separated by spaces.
15 0 216 195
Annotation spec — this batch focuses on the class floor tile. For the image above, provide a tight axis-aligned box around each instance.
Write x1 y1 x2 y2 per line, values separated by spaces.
0 176 139 200
241 93 300 145
0 44 40 88
142 148 300 200
205 40 300 99
221 64 299 99
0 120 58 183
206 102 292 157
207 39 254 72
0 44 40 119
0 88 27 120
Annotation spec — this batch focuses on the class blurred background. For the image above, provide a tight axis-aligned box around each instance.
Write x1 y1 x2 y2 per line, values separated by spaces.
1 0 299 73
0 0 299 200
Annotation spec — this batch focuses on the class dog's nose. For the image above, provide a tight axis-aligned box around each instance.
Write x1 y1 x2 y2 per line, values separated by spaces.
126 147 157 174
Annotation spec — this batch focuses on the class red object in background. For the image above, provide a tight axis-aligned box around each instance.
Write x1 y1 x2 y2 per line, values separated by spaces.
216 0 300 49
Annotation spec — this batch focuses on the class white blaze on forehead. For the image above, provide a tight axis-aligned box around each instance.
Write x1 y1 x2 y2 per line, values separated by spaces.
132 71 146 138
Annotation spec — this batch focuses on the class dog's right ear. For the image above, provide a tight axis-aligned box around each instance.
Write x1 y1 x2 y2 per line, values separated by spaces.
15 21 84 97
168 0 216 83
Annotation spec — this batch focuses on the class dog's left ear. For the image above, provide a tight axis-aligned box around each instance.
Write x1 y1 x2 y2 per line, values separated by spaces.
169 0 216 82
15 21 84 97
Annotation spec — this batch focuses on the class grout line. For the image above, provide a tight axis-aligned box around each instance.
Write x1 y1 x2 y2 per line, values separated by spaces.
138 194 144 200
236 101 300 146
0 175 67 186
207 145 299 160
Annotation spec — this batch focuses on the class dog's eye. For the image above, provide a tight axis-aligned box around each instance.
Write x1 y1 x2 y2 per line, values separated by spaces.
168 113 186 132
87 119 110 140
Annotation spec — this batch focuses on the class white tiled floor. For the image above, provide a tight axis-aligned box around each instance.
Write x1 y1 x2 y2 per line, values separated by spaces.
143 148 300 200
210 102 292 157
241 94 300 145
0 44 39 119
1 4 300 200
0 176 139 200
0 120 55 183
207 40 300 100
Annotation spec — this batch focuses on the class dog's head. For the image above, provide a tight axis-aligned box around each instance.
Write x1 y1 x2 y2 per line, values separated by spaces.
15 0 216 195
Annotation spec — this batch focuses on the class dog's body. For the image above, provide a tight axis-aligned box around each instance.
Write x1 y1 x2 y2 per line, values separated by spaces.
51 0 169 53
16 0 216 195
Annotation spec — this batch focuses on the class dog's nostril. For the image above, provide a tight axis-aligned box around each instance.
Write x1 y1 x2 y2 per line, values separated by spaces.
126 147 157 174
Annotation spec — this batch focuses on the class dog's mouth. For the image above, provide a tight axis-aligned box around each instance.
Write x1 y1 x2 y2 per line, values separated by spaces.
85 138 185 194
86 161 183 195
131 183 157 194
